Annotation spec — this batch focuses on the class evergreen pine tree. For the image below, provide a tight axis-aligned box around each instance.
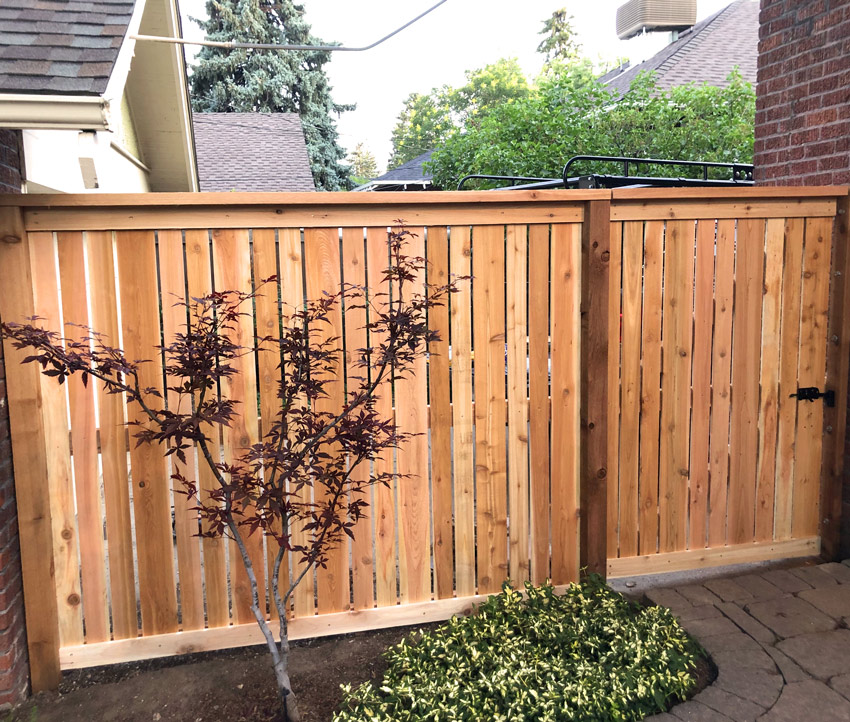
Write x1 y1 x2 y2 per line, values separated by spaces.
189 0 352 191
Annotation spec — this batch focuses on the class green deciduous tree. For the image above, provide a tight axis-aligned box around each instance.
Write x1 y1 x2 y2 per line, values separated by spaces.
189 0 352 191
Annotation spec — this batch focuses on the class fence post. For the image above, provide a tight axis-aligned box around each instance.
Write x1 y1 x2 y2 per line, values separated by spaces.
821 192 850 560
580 198 611 579
0 206 62 691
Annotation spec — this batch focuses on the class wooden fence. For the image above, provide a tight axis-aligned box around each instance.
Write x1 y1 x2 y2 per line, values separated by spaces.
0 188 847 692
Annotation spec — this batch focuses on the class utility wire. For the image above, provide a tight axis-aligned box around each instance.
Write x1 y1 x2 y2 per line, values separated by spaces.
132 0 448 52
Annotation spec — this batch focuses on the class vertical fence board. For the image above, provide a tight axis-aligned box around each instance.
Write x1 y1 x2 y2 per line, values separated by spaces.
29 231 83 647
550 223 580 583
708 219 736 547
506 224 530 584
607 221 622 558
158 230 205 631
618 221 642 558
426 226 454 599
793 217 833 538
365 227 397 607
774 219 805 541
527 225 551 584
450 226 476 596
638 221 664 556
0 211 62 689
184 229 230 628
688 220 715 550
755 218 785 542
473 224 508 594
728 219 766 545
57 232 108 642
341 227 375 610
87 231 136 640
659 220 695 552
115 230 178 635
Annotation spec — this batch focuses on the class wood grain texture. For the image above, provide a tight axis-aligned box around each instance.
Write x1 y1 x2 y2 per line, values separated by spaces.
87 231 136 640
472 225 508 594
302 228 349 613
184 229 230 627
527 225 551 585
611 199 836 222
365 227 398 607
688 220 715 550
728 219 766 545
29 231 83 648
755 219 784 542
618 221 642 558
792 217 832 538
708 220 736 547
115 230 178 635
341 227 375 610
658 220 695 553
426 226 454 599
639 221 664 556
0 211 62 690
607 222 622 558
450 226 476 596
550 223 580 583
158 230 205 631
57 231 109 643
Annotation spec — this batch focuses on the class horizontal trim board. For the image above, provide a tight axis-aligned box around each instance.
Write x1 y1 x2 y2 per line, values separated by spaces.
3 189 608 208
23 204 584 231
611 186 848 201
60 585 572 669
612 200 838 221
608 537 820 578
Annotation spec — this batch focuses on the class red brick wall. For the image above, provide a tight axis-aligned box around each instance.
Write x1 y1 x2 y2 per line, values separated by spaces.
755 0 850 185
0 128 28 708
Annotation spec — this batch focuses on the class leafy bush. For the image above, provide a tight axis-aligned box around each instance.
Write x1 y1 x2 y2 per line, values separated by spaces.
335 577 701 721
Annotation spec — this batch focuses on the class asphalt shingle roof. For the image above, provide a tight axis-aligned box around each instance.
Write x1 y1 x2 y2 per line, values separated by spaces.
0 0 135 95
600 0 758 97
192 113 316 193
377 151 434 182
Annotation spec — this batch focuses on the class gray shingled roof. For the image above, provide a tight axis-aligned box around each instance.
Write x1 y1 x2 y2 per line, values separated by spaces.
600 0 758 97
193 113 316 192
0 0 135 95
377 151 434 182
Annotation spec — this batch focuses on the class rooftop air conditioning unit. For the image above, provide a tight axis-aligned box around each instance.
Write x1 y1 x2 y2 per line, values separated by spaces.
616 0 697 40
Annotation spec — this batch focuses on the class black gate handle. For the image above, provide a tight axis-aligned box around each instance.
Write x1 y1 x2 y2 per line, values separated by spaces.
790 387 836 407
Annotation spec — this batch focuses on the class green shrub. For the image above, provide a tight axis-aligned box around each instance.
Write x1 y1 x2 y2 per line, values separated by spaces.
334 576 701 721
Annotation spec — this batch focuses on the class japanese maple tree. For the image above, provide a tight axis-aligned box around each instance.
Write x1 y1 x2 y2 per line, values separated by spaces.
2 228 457 722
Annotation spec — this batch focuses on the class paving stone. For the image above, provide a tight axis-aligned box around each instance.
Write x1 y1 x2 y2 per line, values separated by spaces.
711 646 778 674
733 574 784 601
681 616 741 639
818 562 850 585
776 629 850 680
843 559 850 569
798 584 850 619
714 669 783 709
762 645 810 684
705 578 755 603
745 596 836 639
677 604 724 622
788 565 838 589
693 686 765 722
672 700 734 721
701 632 763 656
757 679 850 722
718 602 776 644
760 569 812 594
829 674 850 701
647 587 693 612
678 585 723 607
643 714 680 722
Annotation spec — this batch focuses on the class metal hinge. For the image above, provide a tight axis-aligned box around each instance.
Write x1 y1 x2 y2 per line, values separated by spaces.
791 387 836 407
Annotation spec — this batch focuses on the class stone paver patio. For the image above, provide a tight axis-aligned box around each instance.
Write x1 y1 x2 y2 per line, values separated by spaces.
637 560 850 721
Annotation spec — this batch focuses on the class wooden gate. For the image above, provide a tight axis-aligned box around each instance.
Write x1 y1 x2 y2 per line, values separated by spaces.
606 188 850 576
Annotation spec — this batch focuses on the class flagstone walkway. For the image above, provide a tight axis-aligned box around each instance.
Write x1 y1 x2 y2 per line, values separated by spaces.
634 560 850 721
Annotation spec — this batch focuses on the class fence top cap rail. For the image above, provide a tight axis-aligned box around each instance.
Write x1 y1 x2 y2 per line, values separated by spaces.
611 185 850 201
0 189 610 209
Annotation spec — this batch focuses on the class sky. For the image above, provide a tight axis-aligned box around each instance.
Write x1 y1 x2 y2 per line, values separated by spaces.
178 0 735 172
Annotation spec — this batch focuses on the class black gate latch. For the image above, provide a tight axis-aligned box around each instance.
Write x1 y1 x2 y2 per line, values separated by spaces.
791 387 836 407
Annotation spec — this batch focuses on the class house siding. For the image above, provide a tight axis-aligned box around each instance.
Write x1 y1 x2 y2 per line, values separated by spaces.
0 128 29 709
